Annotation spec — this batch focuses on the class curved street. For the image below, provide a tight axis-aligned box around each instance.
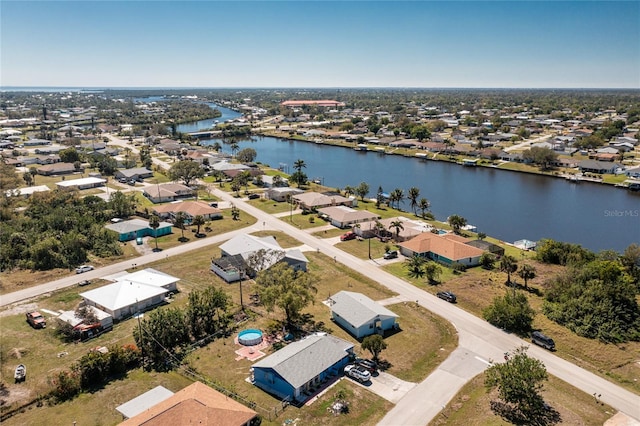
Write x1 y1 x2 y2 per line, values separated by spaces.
2 136 638 425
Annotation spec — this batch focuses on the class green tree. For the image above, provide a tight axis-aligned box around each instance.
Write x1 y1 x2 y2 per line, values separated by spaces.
361 334 388 361
389 219 404 241
343 185 355 197
22 170 33 186
174 211 187 241
290 170 307 187
479 252 496 270
355 181 370 201
185 287 230 339
230 204 240 220
236 147 257 163
134 307 189 370
149 214 160 251
59 147 80 164
255 262 317 328
404 255 425 279
109 191 136 218
483 290 535 334
410 125 431 141
408 187 420 215
0 159 22 191
418 198 431 219
390 188 404 210
518 264 537 289
485 346 549 424
192 215 205 236
477 232 487 241
293 158 306 173
522 147 558 171
447 214 467 234
424 261 442 284
168 160 204 186
543 260 640 342
500 255 518 285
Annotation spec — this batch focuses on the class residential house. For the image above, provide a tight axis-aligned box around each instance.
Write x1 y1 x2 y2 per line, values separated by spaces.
624 166 640 179
57 306 114 340
80 280 168 320
251 334 354 402
105 218 172 242
114 268 180 293
143 183 194 203
317 206 380 229
398 232 485 267
328 291 398 339
115 167 154 181
266 187 303 202
211 234 308 282
354 217 432 241
118 382 259 426
292 192 354 211
36 162 77 175
56 177 106 190
152 200 222 223
578 160 622 174
5 185 50 198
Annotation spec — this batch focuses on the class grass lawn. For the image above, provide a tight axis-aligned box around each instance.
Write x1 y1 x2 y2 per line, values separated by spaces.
386 258 640 395
280 213 328 230
429 373 615 426
311 227 345 239
247 198 292 214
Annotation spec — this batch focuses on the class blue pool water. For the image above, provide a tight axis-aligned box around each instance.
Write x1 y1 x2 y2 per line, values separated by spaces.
238 329 263 346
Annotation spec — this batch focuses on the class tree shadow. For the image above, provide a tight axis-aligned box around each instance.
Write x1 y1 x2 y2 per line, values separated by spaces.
490 400 561 426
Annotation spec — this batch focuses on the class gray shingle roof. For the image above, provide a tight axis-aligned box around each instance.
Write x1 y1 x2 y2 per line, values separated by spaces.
252 334 353 389
329 291 398 328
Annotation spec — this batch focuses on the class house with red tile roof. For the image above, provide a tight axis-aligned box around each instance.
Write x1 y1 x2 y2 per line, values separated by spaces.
398 232 485 267
118 381 258 426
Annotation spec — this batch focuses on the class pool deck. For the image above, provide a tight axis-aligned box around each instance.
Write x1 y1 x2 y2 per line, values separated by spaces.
234 335 274 361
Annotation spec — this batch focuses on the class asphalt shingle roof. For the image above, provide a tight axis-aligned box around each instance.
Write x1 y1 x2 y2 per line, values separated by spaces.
329 291 398 328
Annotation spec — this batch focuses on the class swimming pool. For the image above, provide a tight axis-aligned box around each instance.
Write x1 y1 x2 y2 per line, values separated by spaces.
238 329 263 346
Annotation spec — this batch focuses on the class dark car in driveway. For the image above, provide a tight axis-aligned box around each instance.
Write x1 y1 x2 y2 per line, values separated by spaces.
355 358 378 374
383 250 398 260
436 291 457 303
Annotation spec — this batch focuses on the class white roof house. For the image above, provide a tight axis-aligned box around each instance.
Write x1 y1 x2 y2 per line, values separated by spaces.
5 185 50 197
114 268 179 292
116 386 174 419
80 281 168 320
328 291 398 338
55 177 106 189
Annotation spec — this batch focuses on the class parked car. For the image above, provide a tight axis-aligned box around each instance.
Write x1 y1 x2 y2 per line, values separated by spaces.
26 311 46 329
383 250 398 259
340 231 357 241
248 193 260 199
78 280 91 287
136 237 143 245
209 202 218 208
75 265 94 274
344 364 371 383
436 291 457 303
354 358 378 374
531 331 555 351
127 179 136 186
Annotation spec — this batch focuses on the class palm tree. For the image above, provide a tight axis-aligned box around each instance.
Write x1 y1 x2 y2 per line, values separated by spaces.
404 255 425 279
500 255 518 285
192 215 205 236
418 198 430 219
390 219 404 241
424 261 442 284
293 159 306 173
230 142 239 158
343 185 355 197
448 214 467 234
391 188 404 210
408 187 420 215
174 211 187 241
149 214 160 251
518 264 536 289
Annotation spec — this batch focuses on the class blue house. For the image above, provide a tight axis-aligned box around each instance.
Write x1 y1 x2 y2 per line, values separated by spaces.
105 218 172 242
251 334 354 402
328 291 398 339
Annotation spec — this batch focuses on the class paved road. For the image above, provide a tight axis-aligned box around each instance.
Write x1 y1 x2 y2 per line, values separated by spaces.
3 136 638 425
503 133 554 152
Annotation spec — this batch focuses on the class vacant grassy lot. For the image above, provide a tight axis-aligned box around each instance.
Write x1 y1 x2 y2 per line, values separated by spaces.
382 257 640 395
247 197 292 215
429 373 615 426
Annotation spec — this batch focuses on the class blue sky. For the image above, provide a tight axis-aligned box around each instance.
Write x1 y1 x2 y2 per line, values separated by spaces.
1 1 638 88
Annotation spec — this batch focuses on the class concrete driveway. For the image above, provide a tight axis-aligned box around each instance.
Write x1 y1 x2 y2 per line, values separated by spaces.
350 371 416 404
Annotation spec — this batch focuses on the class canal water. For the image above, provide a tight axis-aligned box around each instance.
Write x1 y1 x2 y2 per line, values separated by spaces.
179 102 637 253
175 103 243 132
